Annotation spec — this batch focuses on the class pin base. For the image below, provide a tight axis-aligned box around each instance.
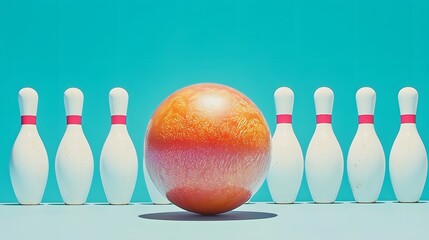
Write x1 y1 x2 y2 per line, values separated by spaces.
64 203 86 205
397 200 419 203
108 202 130 205
18 203 40 206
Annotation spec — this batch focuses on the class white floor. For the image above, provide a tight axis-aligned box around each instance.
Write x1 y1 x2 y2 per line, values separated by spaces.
0 202 427 240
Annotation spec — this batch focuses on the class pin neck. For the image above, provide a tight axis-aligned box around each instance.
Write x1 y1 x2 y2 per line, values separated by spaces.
67 115 82 125
401 114 416 124
111 115 126 125
316 114 332 124
358 114 374 124
276 114 292 124
21 115 36 125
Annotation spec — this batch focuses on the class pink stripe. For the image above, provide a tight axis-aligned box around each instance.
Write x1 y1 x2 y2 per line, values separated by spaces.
276 114 292 124
111 115 126 125
316 114 332 124
67 115 82 125
401 114 416 124
21 115 36 125
358 115 374 124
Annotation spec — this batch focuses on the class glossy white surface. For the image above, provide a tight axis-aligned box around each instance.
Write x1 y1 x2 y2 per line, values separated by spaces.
1 202 428 240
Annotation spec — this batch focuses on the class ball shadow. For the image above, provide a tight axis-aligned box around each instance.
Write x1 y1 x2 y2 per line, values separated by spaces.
353 201 387 204
139 211 277 221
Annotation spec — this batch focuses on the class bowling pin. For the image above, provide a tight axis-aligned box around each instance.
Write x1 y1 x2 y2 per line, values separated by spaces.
347 87 385 203
10 88 49 205
390 87 427 203
143 126 171 205
55 88 94 205
305 87 343 203
267 87 304 204
100 88 138 205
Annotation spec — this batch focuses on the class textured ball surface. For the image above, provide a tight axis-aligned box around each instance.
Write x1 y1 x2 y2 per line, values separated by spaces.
145 83 271 215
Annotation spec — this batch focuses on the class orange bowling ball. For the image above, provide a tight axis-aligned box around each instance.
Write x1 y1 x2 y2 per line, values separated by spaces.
144 83 271 215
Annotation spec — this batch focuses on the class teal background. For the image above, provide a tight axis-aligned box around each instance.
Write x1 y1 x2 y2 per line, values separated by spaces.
0 0 428 203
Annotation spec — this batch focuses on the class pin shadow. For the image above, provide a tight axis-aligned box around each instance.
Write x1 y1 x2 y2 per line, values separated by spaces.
0 203 25 206
352 201 387 205
135 202 172 206
266 202 308 205
391 201 428 204
139 211 277 221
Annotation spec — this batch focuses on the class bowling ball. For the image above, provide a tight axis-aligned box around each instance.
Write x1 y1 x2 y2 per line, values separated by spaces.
144 83 271 215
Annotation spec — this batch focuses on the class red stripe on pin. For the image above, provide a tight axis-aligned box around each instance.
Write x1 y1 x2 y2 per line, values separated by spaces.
67 115 82 125
21 115 36 125
277 114 292 124
358 115 374 124
316 114 332 124
111 115 126 125
401 114 416 124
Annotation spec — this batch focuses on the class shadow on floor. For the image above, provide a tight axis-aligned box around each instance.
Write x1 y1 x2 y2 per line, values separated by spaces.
139 211 277 221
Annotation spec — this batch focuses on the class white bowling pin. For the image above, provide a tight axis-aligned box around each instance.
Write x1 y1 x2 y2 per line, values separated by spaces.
100 88 138 205
143 120 170 205
10 88 49 205
55 88 94 205
347 87 385 203
305 87 344 203
390 87 427 203
267 87 304 204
